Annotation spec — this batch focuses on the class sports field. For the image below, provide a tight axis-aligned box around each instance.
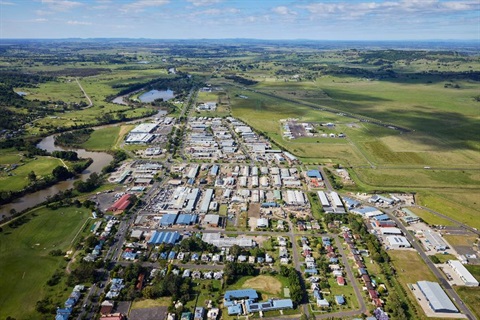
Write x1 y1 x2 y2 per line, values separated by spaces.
0 206 90 319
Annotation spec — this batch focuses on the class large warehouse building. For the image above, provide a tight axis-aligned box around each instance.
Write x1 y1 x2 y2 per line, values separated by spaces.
448 260 479 287
417 281 458 313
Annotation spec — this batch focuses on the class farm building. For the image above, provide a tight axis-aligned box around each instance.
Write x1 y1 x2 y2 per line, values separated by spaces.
448 260 479 286
417 281 458 313
386 236 411 249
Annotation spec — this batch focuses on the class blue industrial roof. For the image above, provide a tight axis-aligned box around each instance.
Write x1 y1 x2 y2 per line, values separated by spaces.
227 304 242 315
343 196 361 207
148 231 181 245
160 213 177 226
246 299 294 313
176 214 197 225
417 281 458 313
210 165 219 175
261 202 279 208
224 289 259 301
352 207 378 215
373 214 391 221
307 170 322 178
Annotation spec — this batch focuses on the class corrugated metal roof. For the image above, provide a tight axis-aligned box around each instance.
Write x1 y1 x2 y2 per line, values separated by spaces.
417 281 458 313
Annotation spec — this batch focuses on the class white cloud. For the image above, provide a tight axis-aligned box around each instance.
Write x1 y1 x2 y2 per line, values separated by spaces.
0 1 15 5
67 20 92 25
121 0 170 13
187 0 222 7
299 0 479 18
31 18 48 22
272 6 297 16
41 0 83 11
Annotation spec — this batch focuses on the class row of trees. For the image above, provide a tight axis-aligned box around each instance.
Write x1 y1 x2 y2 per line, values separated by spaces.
279 266 303 305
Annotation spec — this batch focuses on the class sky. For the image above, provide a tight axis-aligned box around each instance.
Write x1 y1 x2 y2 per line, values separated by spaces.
0 0 479 40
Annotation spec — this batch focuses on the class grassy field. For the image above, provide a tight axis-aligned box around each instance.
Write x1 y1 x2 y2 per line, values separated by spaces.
0 155 64 192
82 126 121 151
408 207 456 227
0 206 90 319
22 77 86 103
416 192 480 230
389 250 436 284
443 235 478 247
242 275 282 297
454 287 480 320
131 297 171 309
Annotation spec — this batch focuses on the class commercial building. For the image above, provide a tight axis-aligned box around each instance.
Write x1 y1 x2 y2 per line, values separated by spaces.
147 231 181 245
417 281 458 313
202 233 254 248
424 230 448 251
200 189 214 213
386 236 411 249
448 260 479 286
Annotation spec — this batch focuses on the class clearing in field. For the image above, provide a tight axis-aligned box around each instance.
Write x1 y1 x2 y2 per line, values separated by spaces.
131 297 171 309
242 275 282 296
0 206 90 319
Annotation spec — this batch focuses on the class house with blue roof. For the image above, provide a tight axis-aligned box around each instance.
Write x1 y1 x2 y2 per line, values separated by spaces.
159 252 168 259
168 251 176 259
335 295 345 305
304 268 318 275
56 307 72 320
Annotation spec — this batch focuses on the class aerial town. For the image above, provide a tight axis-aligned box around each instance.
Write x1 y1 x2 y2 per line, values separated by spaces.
0 15 479 320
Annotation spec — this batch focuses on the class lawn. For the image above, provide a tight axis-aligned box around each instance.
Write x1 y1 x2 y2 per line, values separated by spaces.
131 297 171 309
416 192 480 230
443 235 478 247
0 156 64 192
82 126 121 151
0 206 90 319
465 265 480 282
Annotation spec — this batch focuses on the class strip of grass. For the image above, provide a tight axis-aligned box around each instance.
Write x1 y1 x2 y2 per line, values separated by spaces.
0 206 90 319
408 207 455 227
454 287 480 320
465 265 480 282
82 126 121 151
417 192 480 230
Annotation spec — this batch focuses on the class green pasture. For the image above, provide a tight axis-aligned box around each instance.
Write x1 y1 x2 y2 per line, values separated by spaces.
0 156 64 192
0 206 90 319
416 192 480 230
407 207 455 227
82 126 121 151
21 78 86 103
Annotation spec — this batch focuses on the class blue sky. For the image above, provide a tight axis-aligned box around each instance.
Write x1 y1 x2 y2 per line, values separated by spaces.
0 0 479 40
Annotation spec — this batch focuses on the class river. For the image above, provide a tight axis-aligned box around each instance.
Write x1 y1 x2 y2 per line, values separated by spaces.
0 108 168 217
0 135 113 216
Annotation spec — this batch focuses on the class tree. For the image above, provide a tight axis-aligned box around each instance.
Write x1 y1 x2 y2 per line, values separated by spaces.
52 165 71 180
28 170 37 182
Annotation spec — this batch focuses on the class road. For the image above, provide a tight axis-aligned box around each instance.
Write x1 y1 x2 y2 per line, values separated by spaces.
383 206 477 320
75 78 93 108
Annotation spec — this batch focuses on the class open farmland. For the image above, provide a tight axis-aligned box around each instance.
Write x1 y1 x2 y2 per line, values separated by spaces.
0 206 90 319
